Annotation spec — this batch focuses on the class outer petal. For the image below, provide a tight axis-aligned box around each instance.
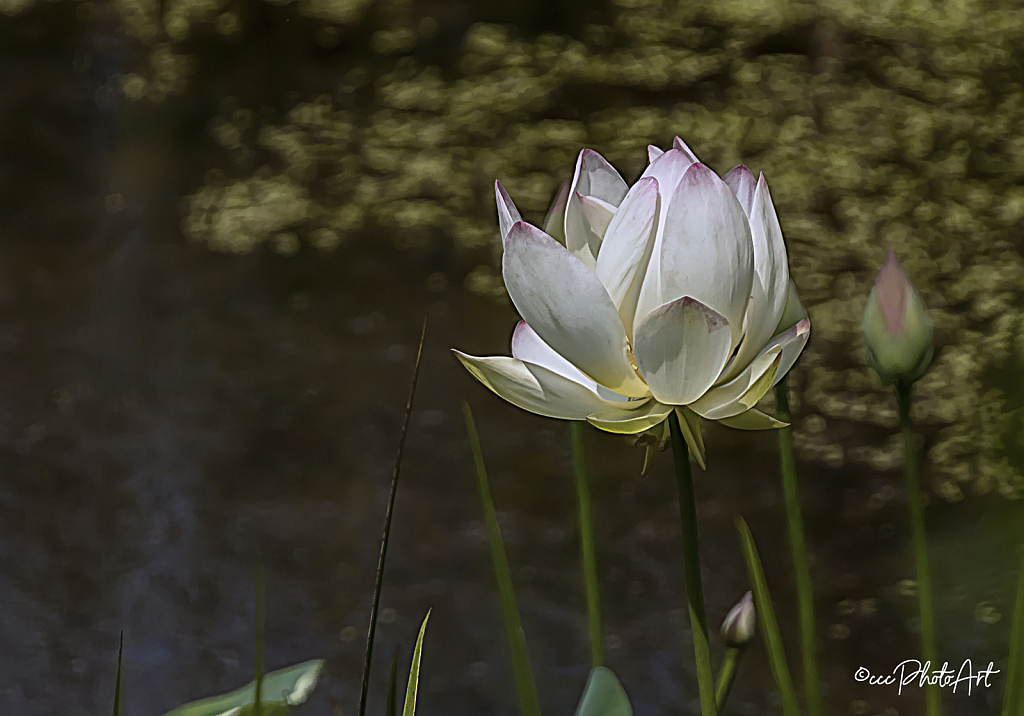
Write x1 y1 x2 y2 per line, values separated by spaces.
453 351 631 420
587 399 672 434
594 177 660 337
495 180 522 247
720 172 790 382
632 296 732 405
543 180 571 245
769 318 811 388
689 346 782 420
672 136 700 163
502 221 650 397
722 165 756 218
565 149 628 268
717 408 788 430
636 162 754 352
511 321 594 387
578 194 616 239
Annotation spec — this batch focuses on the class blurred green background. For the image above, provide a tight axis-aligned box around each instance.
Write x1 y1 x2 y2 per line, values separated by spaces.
1 0 1023 714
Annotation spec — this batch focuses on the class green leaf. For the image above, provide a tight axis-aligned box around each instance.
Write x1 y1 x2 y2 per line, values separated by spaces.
573 667 632 716
735 518 802 716
463 402 542 716
160 660 324 716
385 646 400 716
402 611 431 716
1002 546 1024 716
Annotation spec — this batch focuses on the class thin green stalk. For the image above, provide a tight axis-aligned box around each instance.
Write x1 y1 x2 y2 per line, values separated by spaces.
736 518 802 716
358 319 427 716
385 646 400 716
896 380 941 716
668 411 718 716
112 631 123 716
571 421 604 668
464 403 542 716
254 563 265 716
775 377 823 716
1001 546 1024 716
715 647 743 710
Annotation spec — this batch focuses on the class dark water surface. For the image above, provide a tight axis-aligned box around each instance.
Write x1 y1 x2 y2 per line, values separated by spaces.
2 5 1024 716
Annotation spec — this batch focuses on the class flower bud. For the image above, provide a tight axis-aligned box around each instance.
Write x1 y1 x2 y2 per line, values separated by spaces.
862 252 934 385
721 591 756 647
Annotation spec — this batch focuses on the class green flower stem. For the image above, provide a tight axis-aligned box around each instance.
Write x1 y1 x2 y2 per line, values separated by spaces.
668 411 718 716
715 646 744 711
775 377 823 716
896 380 941 716
571 421 604 668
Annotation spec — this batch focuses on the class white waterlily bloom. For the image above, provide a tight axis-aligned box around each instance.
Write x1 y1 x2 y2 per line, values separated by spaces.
455 139 811 461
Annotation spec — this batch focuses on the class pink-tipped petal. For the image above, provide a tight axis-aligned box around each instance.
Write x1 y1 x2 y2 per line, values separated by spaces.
564 149 628 267
495 180 522 247
722 165 756 218
502 221 650 398
632 296 733 405
636 162 754 352
718 171 790 383
672 136 700 163
594 177 660 336
876 252 909 334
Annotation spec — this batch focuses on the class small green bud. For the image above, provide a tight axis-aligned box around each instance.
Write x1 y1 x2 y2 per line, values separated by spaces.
862 252 933 385
721 591 756 647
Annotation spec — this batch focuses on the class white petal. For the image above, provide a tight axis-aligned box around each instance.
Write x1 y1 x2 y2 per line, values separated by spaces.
689 346 782 420
647 145 664 164
453 351 628 420
594 177 660 337
632 296 732 405
717 408 788 430
495 180 522 246
578 194 616 239
769 318 811 388
565 149 628 268
510 321 594 388
636 162 754 352
720 172 790 382
543 180 571 244
672 136 700 163
502 221 650 397
587 399 671 434
722 165 756 217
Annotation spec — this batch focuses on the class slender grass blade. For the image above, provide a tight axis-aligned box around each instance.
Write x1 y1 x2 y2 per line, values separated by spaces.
358 318 428 716
1003 546 1024 716
401 611 431 716
113 631 123 716
385 645 400 716
736 517 802 716
463 402 542 716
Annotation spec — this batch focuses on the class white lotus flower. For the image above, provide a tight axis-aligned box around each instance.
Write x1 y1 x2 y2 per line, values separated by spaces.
454 138 810 466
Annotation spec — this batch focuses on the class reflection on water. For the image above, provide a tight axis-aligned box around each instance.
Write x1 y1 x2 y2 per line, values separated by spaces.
1 3 1023 716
